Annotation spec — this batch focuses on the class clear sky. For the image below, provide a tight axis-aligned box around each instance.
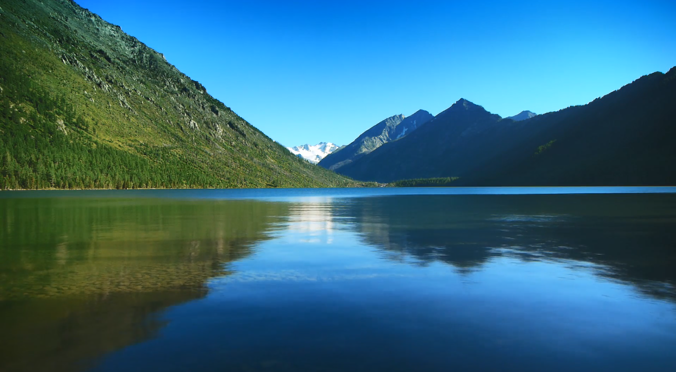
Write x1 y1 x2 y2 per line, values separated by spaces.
74 0 676 147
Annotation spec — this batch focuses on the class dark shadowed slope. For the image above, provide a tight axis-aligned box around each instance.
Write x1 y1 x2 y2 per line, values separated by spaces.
337 69 676 185
337 99 503 182
0 0 356 189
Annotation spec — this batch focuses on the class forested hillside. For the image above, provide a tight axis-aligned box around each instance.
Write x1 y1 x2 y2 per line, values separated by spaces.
0 0 357 189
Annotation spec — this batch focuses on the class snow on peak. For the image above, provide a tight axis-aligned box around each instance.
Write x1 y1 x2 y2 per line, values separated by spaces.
288 142 340 164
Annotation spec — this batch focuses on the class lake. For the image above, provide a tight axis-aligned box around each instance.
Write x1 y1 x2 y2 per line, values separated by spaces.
1 187 676 372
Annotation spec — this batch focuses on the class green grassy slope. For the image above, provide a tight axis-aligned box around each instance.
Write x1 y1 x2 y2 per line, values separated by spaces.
0 0 357 189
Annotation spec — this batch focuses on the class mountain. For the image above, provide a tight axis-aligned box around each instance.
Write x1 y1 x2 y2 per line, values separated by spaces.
319 110 433 171
336 99 502 182
0 0 357 189
507 110 536 121
287 142 340 164
336 69 676 186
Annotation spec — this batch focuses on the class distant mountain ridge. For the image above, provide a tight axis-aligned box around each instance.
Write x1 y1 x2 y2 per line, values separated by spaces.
334 98 502 182
335 69 676 185
507 110 537 121
319 110 433 171
287 142 340 164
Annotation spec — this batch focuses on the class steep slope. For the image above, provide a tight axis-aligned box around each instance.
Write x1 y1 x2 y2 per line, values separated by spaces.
507 110 536 121
287 142 340 164
0 0 356 189
337 99 503 182
338 69 676 185
468 68 676 186
319 110 433 171
318 114 403 171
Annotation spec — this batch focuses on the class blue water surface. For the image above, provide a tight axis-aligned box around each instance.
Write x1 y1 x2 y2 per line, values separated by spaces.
1 188 675 372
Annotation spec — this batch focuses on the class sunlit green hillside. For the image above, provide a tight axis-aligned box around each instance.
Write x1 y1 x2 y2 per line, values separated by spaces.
0 0 358 189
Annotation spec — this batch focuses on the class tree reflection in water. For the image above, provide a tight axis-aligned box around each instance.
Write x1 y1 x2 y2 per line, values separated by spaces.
0 197 289 372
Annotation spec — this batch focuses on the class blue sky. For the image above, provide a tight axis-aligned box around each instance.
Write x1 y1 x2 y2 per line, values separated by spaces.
75 0 676 147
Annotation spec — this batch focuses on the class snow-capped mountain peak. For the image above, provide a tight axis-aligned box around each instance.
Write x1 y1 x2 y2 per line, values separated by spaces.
288 142 340 164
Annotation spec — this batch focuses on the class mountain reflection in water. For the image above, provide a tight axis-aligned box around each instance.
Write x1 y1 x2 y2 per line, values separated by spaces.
338 194 676 301
1 190 675 372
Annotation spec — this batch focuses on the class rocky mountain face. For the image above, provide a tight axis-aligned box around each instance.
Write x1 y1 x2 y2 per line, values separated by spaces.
336 99 502 182
390 110 435 140
507 110 536 121
336 69 676 185
287 142 340 164
318 110 433 171
0 0 356 189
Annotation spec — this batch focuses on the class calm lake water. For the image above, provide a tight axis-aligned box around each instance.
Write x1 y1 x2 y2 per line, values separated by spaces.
1 187 676 372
